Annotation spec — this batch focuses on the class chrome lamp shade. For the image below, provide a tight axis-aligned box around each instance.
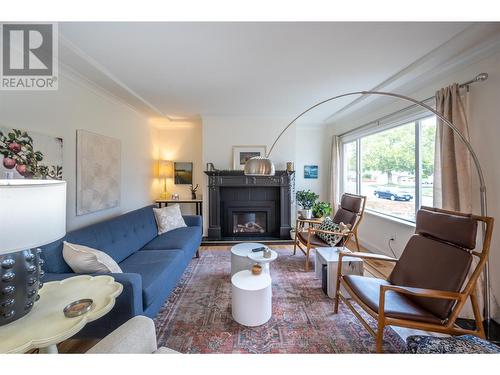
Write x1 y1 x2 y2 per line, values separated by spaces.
243 156 275 176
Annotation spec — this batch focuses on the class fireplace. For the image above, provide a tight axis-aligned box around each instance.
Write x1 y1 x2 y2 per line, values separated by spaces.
232 212 267 234
205 170 294 240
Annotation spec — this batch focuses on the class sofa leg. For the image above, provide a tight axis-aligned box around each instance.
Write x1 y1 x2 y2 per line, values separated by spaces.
195 249 200 258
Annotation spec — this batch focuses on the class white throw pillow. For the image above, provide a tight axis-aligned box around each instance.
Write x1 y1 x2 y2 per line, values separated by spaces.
153 204 187 235
63 241 122 274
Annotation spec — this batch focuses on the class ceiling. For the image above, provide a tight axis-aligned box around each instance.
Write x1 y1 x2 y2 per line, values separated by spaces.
59 22 479 122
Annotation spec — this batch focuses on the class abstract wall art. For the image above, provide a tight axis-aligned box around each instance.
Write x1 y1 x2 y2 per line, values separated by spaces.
76 130 121 215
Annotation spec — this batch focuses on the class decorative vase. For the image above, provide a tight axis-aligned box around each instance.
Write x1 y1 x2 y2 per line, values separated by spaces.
191 192 196 200
0 249 43 326
299 209 312 219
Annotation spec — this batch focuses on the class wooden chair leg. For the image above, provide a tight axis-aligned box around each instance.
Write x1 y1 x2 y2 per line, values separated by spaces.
376 320 385 353
354 231 361 252
470 291 486 339
293 236 297 255
334 278 341 314
195 249 200 258
305 244 310 271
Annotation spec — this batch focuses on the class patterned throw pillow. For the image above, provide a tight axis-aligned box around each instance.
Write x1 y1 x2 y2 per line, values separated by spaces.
316 217 344 247
153 204 187 235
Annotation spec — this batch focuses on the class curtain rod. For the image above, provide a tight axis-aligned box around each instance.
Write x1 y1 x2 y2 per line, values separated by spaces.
338 73 489 138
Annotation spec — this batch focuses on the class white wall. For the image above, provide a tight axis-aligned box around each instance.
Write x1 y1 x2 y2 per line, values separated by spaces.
295 125 331 202
329 50 500 319
151 119 203 215
201 116 330 233
0 71 155 231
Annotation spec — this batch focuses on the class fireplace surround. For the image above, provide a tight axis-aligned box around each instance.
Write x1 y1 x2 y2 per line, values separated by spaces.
205 170 294 240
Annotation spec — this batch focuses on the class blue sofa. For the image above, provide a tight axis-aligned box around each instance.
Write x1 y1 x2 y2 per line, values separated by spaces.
40 205 202 338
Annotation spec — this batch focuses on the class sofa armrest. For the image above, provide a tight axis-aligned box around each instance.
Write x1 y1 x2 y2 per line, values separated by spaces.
43 272 144 338
87 315 157 354
183 215 202 227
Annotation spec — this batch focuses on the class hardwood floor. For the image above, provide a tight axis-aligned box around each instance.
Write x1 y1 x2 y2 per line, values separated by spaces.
57 243 393 353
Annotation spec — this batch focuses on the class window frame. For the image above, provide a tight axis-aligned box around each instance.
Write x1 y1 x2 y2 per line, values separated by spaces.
339 111 436 224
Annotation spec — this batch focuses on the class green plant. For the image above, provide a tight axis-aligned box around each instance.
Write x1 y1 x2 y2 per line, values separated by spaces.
312 201 332 218
296 189 319 210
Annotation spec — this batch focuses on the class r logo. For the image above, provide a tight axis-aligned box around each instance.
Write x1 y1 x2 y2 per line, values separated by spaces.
2 24 53 76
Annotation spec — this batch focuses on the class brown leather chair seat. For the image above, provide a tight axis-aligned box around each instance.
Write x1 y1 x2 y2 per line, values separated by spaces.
343 275 442 324
297 231 328 247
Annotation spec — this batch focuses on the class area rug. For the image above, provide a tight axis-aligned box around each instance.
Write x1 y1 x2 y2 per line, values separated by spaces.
154 248 406 353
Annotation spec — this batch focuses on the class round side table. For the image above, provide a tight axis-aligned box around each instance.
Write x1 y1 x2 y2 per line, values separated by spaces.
231 270 272 327
0 275 123 354
247 249 278 274
230 242 265 276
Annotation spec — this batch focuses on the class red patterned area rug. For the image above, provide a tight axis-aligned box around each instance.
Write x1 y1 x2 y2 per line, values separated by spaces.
154 248 406 353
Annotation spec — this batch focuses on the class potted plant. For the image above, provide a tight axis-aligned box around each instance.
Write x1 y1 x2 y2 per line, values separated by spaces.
312 201 332 218
296 190 319 219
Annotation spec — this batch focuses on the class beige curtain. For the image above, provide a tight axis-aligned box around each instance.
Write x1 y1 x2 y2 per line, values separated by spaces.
433 83 472 212
433 83 481 319
329 135 341 212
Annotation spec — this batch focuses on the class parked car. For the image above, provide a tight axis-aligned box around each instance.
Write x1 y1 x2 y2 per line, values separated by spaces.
373 189 413 201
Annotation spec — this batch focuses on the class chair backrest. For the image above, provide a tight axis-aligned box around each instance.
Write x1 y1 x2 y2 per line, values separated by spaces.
389 208 478 320
332 193 366 229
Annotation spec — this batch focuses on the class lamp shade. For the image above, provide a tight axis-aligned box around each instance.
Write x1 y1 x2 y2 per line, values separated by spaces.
158 160 174 178
0 179 66 254
244 156 276 176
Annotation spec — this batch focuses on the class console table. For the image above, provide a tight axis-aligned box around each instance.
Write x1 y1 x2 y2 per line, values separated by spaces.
155 199 203 215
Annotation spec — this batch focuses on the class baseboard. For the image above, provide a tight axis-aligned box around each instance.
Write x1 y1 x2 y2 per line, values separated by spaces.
202 237 294 246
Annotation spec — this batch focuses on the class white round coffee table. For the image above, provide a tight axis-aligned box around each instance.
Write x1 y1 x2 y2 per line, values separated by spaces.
0 275 123 354
247 249 278 274
231 270 272 326
230 242 266 276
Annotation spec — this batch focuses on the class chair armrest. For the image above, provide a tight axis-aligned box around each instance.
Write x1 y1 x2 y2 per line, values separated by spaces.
380 284 463 301
86 315 157 353
309 227 351 237
297 218 323 225
338 251 398 263
182 215 202 227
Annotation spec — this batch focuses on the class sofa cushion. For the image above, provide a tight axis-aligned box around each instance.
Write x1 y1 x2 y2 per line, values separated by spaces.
142 226 202 255
343 275 441 324
63 241 123 273
41 206 159 272
119 250 184 308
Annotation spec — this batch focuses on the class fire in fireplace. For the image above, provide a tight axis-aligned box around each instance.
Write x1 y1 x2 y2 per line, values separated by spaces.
233 212 267 234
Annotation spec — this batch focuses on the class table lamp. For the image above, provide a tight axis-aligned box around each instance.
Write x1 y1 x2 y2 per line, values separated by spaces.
158 160 174 199
0 179 66 326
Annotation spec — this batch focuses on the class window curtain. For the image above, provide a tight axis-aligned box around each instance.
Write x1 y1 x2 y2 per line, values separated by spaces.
433 83 480 319
433 83 472 212
329 135 341 212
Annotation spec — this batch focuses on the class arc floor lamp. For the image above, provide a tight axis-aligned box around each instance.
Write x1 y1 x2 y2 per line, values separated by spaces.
244 74 497 341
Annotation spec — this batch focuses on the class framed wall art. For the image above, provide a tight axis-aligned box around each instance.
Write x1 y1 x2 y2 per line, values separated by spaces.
232 145 266 170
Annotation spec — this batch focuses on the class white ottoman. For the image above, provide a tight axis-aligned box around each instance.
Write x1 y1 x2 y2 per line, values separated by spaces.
230 242 265 276
231 270 272 327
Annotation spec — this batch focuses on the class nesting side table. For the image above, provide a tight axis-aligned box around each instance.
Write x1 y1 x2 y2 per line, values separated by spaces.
314 247 364 298
231 270 272 326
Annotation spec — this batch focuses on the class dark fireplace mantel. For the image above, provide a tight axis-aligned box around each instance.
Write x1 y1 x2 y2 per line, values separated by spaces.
205 170 294 240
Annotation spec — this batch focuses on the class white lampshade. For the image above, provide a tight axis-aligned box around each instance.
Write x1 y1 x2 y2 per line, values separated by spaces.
0 179 66 254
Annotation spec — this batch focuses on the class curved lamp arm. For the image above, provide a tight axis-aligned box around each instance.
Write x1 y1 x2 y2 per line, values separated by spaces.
265 89 490 323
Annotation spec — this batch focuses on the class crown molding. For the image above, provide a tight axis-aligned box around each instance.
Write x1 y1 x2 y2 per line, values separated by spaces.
58 34 194 122
323 23 500 124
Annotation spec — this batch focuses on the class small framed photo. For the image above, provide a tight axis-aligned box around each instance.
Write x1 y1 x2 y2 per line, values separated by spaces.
304 165 318 179
232 145 267 170
174 162 193 184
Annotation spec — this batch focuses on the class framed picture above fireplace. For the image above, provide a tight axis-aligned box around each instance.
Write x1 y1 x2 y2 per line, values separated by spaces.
232 145 266 170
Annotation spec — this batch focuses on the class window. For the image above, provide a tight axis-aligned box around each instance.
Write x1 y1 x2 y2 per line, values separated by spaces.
343 141 357 194
341 115 436 223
